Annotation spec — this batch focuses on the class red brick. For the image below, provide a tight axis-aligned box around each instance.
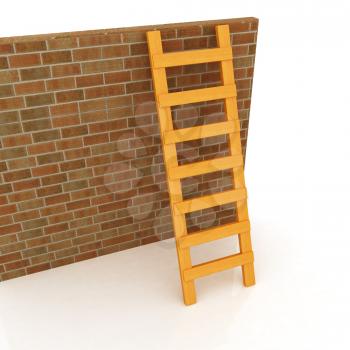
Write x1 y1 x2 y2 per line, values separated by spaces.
45 193 70 206
83 133 109 146
2 135 32 147
32 164 59 177
27 263 51 275
56 137 83 150
0 204 17 215
13 178 40 191
52 114 80 128
124 56 149 69
27 142 55 155
50 102 78 116
0 97 25 111
14 81 46 95
104 71 131 84
15 41 47 53
9 54 41 68
232 32 256 45
52 63 81 77
177 26 202 37
76 74 103 88
0 43 14 54
84 84 124 99
3 169 31 182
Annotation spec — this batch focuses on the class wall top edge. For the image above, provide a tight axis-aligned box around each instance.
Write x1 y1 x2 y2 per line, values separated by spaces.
0 17 259 44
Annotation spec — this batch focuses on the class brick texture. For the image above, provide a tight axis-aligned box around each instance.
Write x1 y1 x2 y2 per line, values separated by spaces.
0 18 258 281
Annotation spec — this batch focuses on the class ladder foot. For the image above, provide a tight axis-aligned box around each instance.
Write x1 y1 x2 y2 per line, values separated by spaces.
182 281 197 306
242 263 255 287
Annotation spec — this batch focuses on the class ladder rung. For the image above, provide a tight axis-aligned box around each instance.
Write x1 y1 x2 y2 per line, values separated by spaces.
179 220 250 248
158 85 237 107
164 120 240 144
152 47 232 68
174 188 247 215
183 251 254 281
169 155 242 180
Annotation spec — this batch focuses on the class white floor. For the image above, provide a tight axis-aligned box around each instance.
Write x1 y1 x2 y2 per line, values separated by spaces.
0 209 349 350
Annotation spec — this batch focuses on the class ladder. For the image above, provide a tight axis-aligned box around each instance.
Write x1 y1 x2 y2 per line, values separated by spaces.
147 24 255 305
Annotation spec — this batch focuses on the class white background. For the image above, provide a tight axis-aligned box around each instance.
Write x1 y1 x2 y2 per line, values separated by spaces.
1 0 350 349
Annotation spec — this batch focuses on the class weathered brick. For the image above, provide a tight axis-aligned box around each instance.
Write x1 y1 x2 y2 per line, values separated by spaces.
15 41 47 53
177 26 202 37
0 147 26 160
20 66 51 81
82 59 123 74
23 118 51 132
32 129 60 142
0 85 14 98
25 93 54 107
13 209 40 222
56 89 84 103
42 50 72 64
122 31 146 43
0 110 19 124
102 45 129 58
17 198 43 211
37 152 64 165
60 159 86 172
0 70 19 84
79 33 122 47
0 123 21 136
20 106 49 121
73 47 101 61
47 37 78 50
7 157 36 170
46 77 76 91
61 125 88 138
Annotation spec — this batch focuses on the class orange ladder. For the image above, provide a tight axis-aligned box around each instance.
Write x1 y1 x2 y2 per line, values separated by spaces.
147 24 255 305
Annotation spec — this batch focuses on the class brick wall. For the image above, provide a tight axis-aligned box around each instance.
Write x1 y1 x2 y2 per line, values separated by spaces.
0 18 258 281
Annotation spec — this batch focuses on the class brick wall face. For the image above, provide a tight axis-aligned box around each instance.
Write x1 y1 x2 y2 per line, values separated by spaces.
0 18 258 281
